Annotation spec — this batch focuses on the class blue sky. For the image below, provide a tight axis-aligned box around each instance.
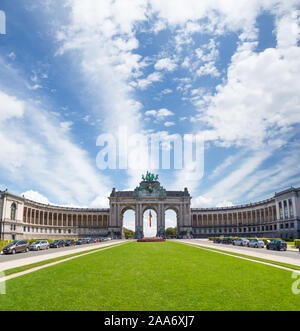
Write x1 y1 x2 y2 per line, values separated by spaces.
0 0 300 219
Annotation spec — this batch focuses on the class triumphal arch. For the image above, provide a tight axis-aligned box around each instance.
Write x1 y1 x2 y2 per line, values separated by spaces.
109 172 192 239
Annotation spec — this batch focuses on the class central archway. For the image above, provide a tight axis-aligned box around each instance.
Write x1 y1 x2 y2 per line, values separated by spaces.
108 176 192 239
143 209 157 238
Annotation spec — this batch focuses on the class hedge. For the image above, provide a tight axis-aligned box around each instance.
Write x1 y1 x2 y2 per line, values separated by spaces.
295 240 300 249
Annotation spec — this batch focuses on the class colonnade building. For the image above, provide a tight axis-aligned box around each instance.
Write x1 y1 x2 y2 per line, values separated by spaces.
191 187 300 240
0 180 299 241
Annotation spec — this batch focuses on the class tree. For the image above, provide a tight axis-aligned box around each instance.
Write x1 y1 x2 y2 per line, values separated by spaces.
166 227 177 238
123 227 135 239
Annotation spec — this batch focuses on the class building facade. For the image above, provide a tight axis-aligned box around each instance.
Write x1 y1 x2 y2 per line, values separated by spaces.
192 187 300 240
0 181 299 241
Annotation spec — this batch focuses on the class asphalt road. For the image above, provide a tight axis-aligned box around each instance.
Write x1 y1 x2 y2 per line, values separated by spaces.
187 239 300 260
0 241 116 264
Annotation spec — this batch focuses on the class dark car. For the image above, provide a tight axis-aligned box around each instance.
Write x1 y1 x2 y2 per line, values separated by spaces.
266 240 287 251
65 239 75 246
76 239 85 245
85 238 93 244
222 237 234 245
3 240 30 255
50 240 65 248
213 238 223 244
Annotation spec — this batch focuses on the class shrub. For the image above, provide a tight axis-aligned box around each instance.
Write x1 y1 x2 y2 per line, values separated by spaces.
294 240 300 249
0 240 12 252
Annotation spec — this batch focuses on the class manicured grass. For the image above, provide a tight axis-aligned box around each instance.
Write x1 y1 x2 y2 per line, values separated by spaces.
182 242 300 271
0 241 299 311
2 242 125 276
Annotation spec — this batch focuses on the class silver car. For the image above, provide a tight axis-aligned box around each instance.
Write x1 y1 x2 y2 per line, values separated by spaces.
248 239 265 248
233 238 249 246
29 240 50 251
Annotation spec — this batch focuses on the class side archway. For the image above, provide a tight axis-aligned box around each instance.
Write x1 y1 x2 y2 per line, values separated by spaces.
165 207 179 239
121 206 136 239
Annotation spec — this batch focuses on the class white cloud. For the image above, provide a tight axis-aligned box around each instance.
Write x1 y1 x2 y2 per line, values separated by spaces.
83 115 90 122
60 121 73 132
195 18 300 149
26 83 43 91
164 121 175 127
145 108 174 120
0 86 111 206
161 88 173 95
22 190 50 204
196 62 220 78
276 10 300 49
136 71 162 90
0 91 24 122
154 58 177 71
8 52 16 61
46 0 300 203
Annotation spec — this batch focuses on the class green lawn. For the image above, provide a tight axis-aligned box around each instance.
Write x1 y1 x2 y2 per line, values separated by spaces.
0 241 299 311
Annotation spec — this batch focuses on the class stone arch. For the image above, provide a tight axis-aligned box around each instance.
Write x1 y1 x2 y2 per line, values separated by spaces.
164 205 180 238
108 179 191 239
142 207 158 238
121 205 136 215
142 204 159 216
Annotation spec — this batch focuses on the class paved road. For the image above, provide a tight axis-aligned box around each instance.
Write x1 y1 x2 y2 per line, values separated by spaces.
180 239 300 267
0 240 125 272
189 239 299 258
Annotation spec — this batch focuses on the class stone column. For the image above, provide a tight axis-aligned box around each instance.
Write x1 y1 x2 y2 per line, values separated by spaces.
135 203 143 239
157 203 166 238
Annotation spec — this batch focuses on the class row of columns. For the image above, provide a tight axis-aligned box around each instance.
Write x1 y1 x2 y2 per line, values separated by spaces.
23 207 109 228
278 199 295 220
193 205 277 227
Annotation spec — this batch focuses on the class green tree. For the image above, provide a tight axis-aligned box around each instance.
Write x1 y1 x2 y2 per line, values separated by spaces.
123 227 135 239
166 227 177 238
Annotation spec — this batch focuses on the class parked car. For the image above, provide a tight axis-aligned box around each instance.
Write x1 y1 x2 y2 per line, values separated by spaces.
248 239 265 248
233 238 249 246
85 238 93 244
50 240 65 248
29 240 50 251
266 240 287 251
214 238 223 244
65 239 75 246
3 241 30 255
76 239 85 245
222 237 234 245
